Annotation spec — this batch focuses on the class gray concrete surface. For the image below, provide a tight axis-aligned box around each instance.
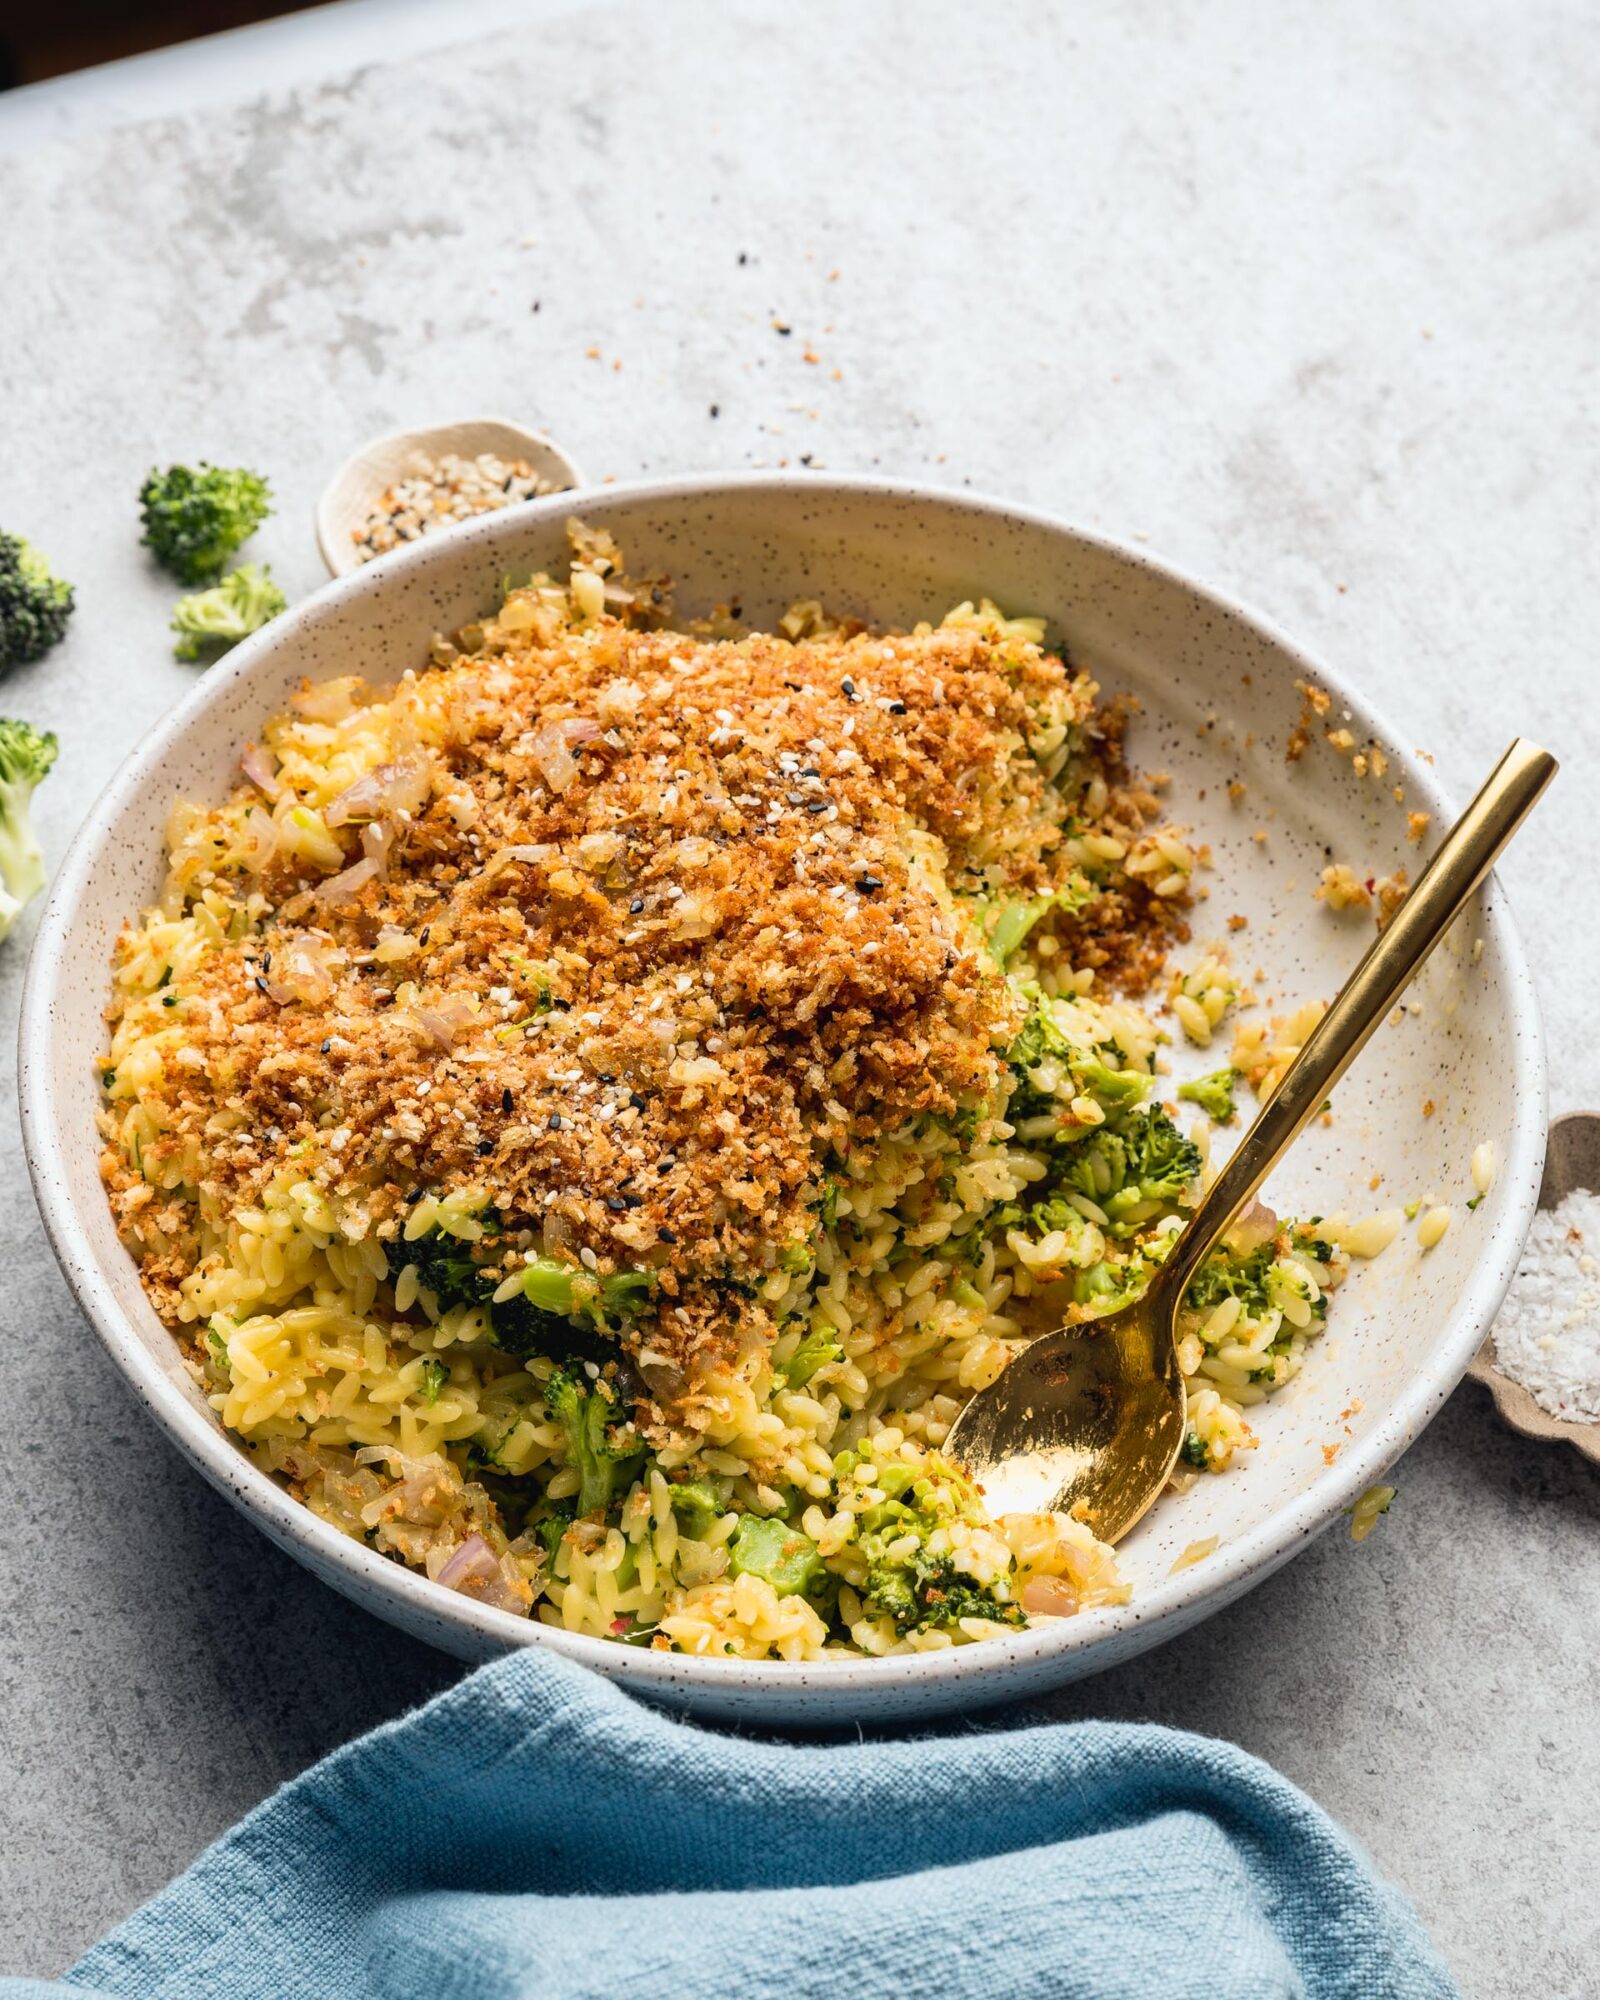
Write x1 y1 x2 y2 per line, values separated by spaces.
2 1 1598 1991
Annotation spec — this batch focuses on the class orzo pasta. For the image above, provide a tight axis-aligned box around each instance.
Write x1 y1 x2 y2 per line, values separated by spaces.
99 525 1358 1660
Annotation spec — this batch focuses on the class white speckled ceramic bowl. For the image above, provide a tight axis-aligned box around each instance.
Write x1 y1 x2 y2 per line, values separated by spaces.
19 476 1546 1724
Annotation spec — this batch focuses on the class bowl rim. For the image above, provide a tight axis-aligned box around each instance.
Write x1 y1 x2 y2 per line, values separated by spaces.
18 470 1549 1701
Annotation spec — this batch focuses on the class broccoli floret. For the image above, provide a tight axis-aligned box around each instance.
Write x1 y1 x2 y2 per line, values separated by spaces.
514 1254 656 1327
1178 1067 1238 1122
170 564 285 661
543 1368 646 1518
778 1239 814 1276
1043 1106 1198 1229
667 1479 724 1539
398 1228 650 1365
404 1230 484 1308
1185 1238 1277 1317
0 719 59 943
0 535 74 671
1117 1105 1202 1202
1005 998 1151 1125
864 1548 1024 1634
535 1508 574 1566
1180 1431 1210 1469
779 1328 842 1387
985 874 1096 966
727 1515 824 1598
139 463 272 584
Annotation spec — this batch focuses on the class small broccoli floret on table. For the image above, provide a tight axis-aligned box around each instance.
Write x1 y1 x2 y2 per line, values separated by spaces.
0 718 59 943
0 534 74 671
140 463 272 583
170 564 285 661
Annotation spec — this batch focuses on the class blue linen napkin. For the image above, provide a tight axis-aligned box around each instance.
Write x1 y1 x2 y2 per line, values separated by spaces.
3 1647 1455 2000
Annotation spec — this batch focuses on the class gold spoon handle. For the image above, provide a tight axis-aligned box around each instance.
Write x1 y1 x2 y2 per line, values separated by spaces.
1159 737 1557 1304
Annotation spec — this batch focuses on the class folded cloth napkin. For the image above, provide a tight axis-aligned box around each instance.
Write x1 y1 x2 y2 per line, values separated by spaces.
2 1647 1455 2000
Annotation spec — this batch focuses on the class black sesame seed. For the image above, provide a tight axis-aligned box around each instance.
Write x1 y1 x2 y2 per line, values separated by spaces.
888 700 907 715
476 1138 495 1156
419 928 430 945
605 1196 626 1211
254 976 269 995
630 897 645 914
858 874 883 894
800 767 821 778
840 678 857 700
805 799 828 813
501 1088 514 1114
621 1194 643 1209
548 1113 563 1131
629 1092 647 1110
658 1225 677 1243
320 1039 332 1054
598 1071 616 1083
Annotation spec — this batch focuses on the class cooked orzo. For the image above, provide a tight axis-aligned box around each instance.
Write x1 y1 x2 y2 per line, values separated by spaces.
100 523 1359 1661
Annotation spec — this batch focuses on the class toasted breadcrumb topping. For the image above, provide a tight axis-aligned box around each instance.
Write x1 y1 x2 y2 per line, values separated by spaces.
103 568 1189 1399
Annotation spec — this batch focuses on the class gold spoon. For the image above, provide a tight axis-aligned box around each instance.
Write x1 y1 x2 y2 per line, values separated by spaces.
946 737 1557 1541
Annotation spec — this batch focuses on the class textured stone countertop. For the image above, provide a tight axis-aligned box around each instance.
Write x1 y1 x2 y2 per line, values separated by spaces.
1 3 1596 1992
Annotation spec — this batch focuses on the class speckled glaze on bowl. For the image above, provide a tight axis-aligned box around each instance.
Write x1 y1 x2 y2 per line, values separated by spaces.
18 476 1547 1724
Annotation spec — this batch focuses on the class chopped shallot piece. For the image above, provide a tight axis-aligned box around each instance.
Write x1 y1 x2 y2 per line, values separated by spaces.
312 856 379 907
1226 1199 1279 1253
406 998 474 1050
239 743 280 798
435 1534 530 1615
530 726 580 793
325 756 433 828
1020 1575 1081 1619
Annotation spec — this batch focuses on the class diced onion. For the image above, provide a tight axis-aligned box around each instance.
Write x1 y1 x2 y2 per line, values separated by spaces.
312 856 378 906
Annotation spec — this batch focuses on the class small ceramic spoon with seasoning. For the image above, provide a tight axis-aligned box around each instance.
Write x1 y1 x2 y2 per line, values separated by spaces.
316 419 584 578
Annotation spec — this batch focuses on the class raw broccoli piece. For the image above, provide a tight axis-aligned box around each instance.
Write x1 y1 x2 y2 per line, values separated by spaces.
1180 1431 1210 1469
139 463 272 584
170 564 285 661
543 1368 646 1518
1178 1067 1238 1122
727 1515 824 1599
0 534 74 671
1185 1239 1277 1317
0 719 59 943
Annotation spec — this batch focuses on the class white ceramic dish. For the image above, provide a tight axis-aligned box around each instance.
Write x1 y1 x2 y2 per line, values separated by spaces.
314 417 583 577
19 475 1546 1724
